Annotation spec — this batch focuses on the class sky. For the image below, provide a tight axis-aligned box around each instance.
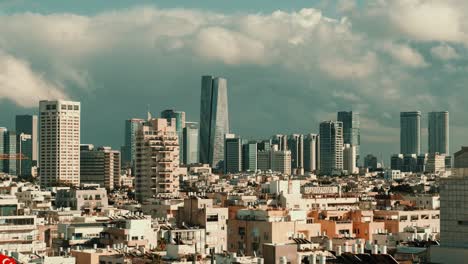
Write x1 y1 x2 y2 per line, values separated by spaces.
0 0 467 162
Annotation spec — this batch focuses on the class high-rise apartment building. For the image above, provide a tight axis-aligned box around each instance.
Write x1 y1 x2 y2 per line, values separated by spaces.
80 145 121 190
199 76 229 169
304 134 319 172
428 111 449 155
337 111 360 160
288 134 304 171
39 100 80 187
15 115 38 164
121 118 144 169
319 121 343 176
224 134 242 174
242 141 258 172
161 109 186 164
17 133 33 178
135 118 180 202
183 122 199 165
400 111 421 155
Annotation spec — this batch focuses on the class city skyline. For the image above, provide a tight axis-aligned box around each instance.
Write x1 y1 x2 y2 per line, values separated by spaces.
0 2 467 163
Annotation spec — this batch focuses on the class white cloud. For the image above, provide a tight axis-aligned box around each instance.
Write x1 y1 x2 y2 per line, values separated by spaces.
337 0 356 13
320 52 377 79
383 42 428 68
0 51 68 107
431 44 460 60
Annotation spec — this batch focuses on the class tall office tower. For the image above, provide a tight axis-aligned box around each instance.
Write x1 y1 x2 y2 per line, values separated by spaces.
337 111 360 161
270 146 292 175
15 115 38 163
199 75 229 169
363 154 378 170
39 100 80 187
135 118 180 202
400 111 421 155
288 134 304 171
257 150 271 171
428 111 449 155
161 109 186 164
0 127 6 172
17 133 33 178
242 141 258 172
271 134 288 151
257 140 271 151
121 118 144 169
343 144 357 175
402 154 418 172
80 145 121 190
4 131 17 175
319 121 344 176
183 122 199 164
390 154 404 170
303 134 318 172
224 134 242 174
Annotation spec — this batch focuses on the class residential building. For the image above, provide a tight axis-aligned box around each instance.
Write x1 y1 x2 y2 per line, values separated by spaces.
426 153 446 174
39 100 81 187
80 145 121 190
319 121 343 176
400 111 421 155
271 146 292 175
199 75 229 169
100 214 157 249
135 118 180 202
55 187 108 214
183 121 199 165
428 111 449 155
161 109 186 164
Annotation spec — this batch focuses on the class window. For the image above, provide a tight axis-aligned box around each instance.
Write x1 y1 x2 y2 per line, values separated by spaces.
74 105 79 110
61 105 67 110
132 236 138 240
238 227 245 236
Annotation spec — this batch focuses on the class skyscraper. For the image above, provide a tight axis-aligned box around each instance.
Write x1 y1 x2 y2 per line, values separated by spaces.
4 131 17 175
39 100 80 187
199 75 229 169
161 109 186 164
0 127 7 173
272 135 288 151
122 118 144 169
428 111 449 155
400 111 421 155
183 122 199 165
15 115 38 163
270 145 292 175
135 118 180 202
343 144 357 175
337 111 360 160
304 134 319 172
288 134 304 171
363 154 378 170
17 133 33 178
224 134 242 174
242 141 258 172
319 121 343 176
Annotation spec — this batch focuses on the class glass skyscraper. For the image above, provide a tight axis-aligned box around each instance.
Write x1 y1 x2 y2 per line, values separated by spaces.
183 122 199 164
428 111 449 155
0 128 7 173
161 109 186 164
400 111 421 155
319 121 343 176
337 111 360 160
122 118 144 169
242 141 258 172
288 134 304 170
15 115 38 163
17 133 32 178
199 75 229 169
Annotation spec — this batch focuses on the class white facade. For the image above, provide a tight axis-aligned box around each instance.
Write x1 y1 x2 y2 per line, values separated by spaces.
39 100 80 187
271 150 292 175
343 144 357 175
